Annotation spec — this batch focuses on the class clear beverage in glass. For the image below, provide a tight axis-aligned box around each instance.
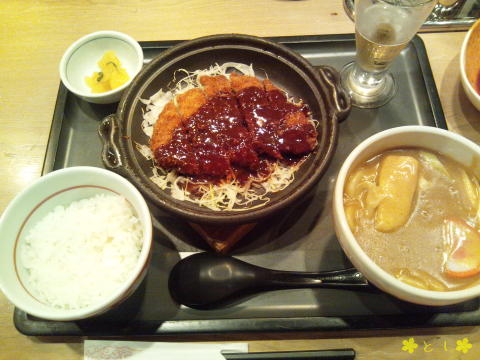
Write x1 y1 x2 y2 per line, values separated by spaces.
340 0 437 108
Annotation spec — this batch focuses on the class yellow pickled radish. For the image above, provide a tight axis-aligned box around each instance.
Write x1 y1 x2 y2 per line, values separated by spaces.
109 68 130 89
85 50 130 93
85 73 110 93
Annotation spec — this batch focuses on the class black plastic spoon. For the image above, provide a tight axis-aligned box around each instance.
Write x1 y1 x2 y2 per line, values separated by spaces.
168 252 371 309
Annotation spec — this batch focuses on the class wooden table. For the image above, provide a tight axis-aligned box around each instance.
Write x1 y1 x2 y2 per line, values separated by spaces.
1 1 479 359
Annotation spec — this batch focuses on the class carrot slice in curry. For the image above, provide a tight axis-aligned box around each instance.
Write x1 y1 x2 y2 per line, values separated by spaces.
444 218 480 278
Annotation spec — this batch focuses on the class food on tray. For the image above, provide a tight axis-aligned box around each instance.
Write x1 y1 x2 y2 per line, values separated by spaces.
344 148 480 291
464 21 480 96
85 50 130 93
139 63 319 211
20 193 143 309
443 217 480 279
374 155 419 232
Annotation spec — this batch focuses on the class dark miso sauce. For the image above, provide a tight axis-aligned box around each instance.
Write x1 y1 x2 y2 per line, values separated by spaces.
154 85 317 187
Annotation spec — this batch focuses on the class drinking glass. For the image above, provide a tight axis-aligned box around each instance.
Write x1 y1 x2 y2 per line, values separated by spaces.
340 0 437 108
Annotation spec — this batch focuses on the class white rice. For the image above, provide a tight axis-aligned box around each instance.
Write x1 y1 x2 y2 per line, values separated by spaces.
20 193 143 310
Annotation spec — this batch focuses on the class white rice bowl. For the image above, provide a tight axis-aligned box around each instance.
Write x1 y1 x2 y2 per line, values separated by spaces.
20 193 143 310
0 167 152 321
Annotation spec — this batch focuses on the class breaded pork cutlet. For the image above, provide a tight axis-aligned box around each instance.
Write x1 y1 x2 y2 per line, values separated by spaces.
150 88 207 154
152 76 259 177
175 88 207 119
151 73 317 179
278 113 318 155
230 72 264 93
150 101 193 174
195 75 260 172
263 78 277 92
150 100 182 152
199 75 232 97
151 88 210 176
230 73 282 159
263 79 317 155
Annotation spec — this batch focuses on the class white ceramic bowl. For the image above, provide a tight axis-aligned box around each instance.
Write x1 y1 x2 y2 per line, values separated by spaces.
0 167 152 321
59 31 143 104
460 19 480 112
333 125 480 306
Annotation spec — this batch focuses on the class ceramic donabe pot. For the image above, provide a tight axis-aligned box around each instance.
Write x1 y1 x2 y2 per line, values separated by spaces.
99 34 350 225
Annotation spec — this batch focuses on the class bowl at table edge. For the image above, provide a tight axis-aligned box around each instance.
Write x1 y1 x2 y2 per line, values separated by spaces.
0 166 152 321
460 18 480 112
59 30 144 104
333 125 480 306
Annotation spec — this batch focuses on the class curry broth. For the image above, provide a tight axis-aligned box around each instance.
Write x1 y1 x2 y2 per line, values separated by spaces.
345 148 480 291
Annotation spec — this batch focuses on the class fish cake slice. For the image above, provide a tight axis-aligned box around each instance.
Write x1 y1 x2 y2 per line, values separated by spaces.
375 155 419 232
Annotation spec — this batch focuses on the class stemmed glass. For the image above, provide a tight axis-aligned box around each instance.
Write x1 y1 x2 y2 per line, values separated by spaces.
340 0 437 108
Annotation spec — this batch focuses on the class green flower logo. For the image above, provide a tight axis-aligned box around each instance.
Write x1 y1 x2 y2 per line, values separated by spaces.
456 338 473 354
402 338 418 353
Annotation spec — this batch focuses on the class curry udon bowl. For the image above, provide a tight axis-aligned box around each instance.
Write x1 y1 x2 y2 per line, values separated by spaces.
333 126 480 306
99 34 351 225
460 18 480 112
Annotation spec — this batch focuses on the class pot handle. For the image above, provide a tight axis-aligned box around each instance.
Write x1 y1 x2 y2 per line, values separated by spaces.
98 114 126 173
317 65 351 122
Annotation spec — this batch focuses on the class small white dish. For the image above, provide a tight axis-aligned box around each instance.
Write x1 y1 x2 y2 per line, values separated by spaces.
0 167 152 321
59 31 143 104
333 125 480 306
460 19 480 112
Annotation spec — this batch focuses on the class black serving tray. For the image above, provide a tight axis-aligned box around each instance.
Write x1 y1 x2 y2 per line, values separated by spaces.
15 34 480 337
